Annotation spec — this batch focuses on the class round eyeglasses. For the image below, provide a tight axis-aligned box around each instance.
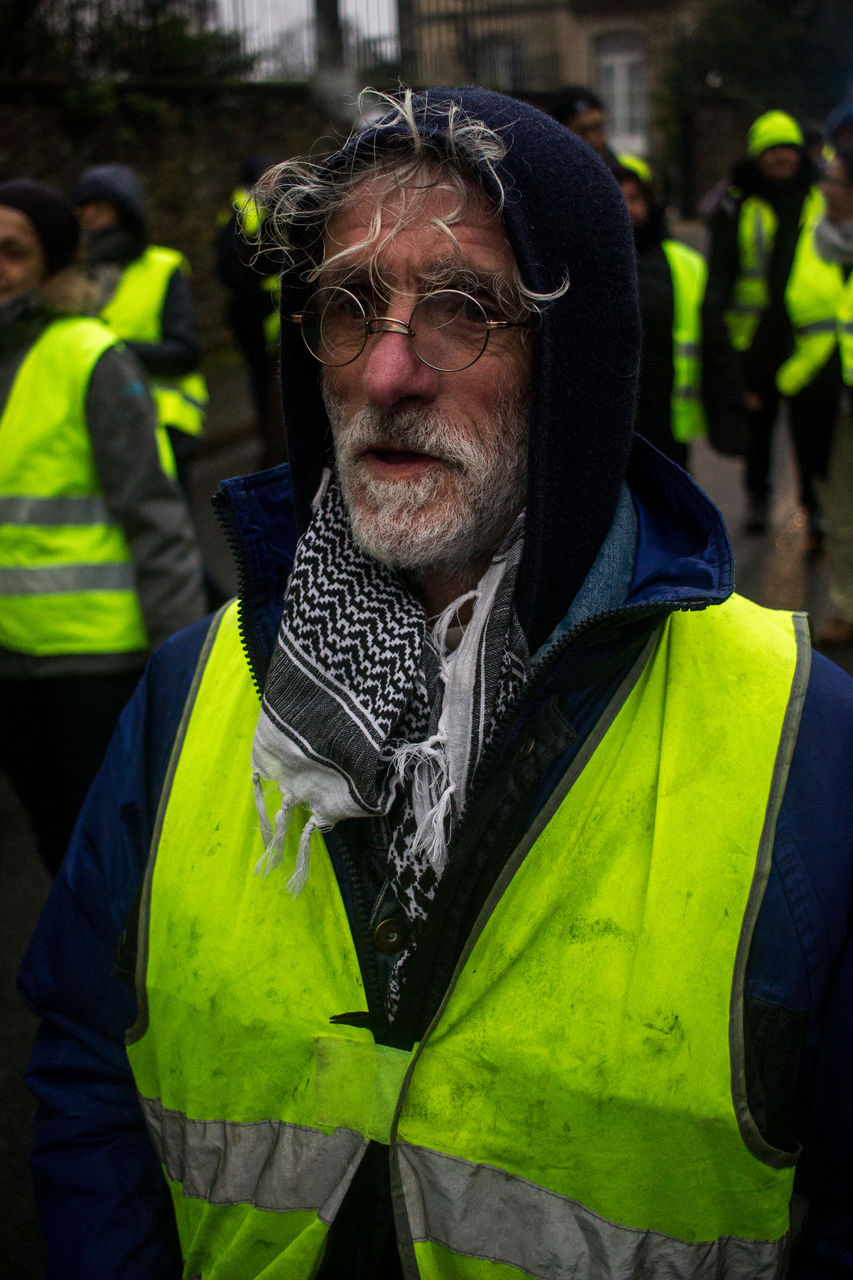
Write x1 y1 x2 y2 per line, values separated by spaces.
290 286 530 372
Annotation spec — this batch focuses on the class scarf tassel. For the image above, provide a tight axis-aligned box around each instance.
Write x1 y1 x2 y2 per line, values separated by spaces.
253 771 296 878
409 778 456 873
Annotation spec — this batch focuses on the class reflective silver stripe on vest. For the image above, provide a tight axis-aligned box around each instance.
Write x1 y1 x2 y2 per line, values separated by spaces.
841 322 853 335
793 319 837 336
0 495 113 525
675 341 700 358
397 1143 786 1280
674 386 701 401
0 563 135 593
139 1094 367 1222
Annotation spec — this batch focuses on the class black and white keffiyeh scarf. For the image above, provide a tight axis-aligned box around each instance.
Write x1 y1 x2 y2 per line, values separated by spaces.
251 477 529 961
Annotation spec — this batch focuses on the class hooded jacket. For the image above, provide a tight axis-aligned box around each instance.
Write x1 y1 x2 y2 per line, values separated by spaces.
278 87 641 653
72 164 201 379
17 89 853 1279
616 167 746 463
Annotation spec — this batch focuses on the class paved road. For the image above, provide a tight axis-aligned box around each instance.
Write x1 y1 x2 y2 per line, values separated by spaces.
1 360 850 1276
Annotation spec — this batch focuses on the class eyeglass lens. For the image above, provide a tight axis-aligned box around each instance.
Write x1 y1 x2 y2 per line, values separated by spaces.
300 287 492 371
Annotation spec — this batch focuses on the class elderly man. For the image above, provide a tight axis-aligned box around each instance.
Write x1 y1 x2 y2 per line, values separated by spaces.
19 89 853 1279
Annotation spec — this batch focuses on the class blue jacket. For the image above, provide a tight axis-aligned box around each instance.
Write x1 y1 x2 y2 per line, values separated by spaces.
17 443 853 1278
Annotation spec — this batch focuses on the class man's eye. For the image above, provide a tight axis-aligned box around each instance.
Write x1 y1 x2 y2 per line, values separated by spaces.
342 285 383 315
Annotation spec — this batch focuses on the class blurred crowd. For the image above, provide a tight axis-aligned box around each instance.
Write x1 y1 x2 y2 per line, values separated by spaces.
2 86 853 877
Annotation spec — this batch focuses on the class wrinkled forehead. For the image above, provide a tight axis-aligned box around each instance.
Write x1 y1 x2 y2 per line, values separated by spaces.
320 163 514 280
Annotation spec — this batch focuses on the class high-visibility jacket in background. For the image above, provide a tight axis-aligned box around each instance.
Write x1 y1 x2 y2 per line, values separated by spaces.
662 238 707 443
0 318 148 656
777 192 844 396
724 193 777 352
126 591 806 1278
230 186 281 348
100 245 208 439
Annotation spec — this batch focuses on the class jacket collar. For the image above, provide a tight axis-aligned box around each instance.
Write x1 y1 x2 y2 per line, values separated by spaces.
213 434 733 696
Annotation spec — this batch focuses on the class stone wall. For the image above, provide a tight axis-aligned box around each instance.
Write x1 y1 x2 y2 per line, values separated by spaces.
0 79 348 351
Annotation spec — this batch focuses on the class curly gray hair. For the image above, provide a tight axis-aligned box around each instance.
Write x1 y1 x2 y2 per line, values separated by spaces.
255 88 568 320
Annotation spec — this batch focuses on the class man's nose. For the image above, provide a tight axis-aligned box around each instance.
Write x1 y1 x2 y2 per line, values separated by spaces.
361 318 439 411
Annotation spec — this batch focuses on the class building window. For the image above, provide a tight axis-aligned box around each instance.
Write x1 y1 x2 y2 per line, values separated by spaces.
595 32 647 158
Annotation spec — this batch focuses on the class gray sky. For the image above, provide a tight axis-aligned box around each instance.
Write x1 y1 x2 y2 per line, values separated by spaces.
221 0 398 65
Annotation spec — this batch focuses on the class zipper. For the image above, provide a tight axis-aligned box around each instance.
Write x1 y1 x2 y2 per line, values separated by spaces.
327 833 390 1037
211 484 266 697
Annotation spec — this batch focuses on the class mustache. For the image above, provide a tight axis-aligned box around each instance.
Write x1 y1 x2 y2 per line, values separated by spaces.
331 404 479 473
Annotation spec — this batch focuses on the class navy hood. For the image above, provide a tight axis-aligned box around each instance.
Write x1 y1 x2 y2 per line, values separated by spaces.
277 87 641 652
71 164 149 239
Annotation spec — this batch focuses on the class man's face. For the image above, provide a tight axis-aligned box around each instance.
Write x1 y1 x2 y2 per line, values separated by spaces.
321 177 531 580
77 199 121 233
0 206 47 304
619 178 649 228
756 145 801 181
565 108 607 155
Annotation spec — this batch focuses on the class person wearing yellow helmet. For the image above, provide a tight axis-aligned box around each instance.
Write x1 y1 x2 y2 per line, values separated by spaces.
705 109 832 543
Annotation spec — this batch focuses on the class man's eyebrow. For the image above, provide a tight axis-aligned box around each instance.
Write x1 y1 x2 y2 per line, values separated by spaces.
313 258 513 298
417 261 512 297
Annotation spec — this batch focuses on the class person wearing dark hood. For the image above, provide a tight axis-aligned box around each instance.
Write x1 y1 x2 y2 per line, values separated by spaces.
17 91 853 1279
705 110 827 539
615 159 746 467
0 179 205 874
71 163 208 492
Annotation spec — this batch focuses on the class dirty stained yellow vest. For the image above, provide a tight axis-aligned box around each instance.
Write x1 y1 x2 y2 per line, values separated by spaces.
127 594 807 1278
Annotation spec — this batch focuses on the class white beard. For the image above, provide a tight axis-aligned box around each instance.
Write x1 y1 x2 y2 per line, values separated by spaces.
325 391 529 577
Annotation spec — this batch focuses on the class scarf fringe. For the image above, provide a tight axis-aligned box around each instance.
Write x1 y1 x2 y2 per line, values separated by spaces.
252 772 332 896
409 779 456 871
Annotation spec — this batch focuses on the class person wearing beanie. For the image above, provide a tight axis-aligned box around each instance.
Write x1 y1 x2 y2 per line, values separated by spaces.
704 109 832 540
0 178 205 875
17 90 853 1278
72 163 208 493
614 161 746 468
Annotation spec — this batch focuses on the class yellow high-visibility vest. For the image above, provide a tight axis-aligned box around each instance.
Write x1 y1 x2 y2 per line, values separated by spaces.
100 245 208 438
776 191 843 396
0 318 148 655
128 594 807 1278
662 239 707 443
724 194 777 352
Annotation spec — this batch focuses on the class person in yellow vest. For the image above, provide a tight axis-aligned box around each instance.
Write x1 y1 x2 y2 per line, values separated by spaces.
614 159 746 467
71 163 208 493
811 146 853 647
705 110 826 537
0 179 205 874
215 156 284 470
17 91 853 1278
